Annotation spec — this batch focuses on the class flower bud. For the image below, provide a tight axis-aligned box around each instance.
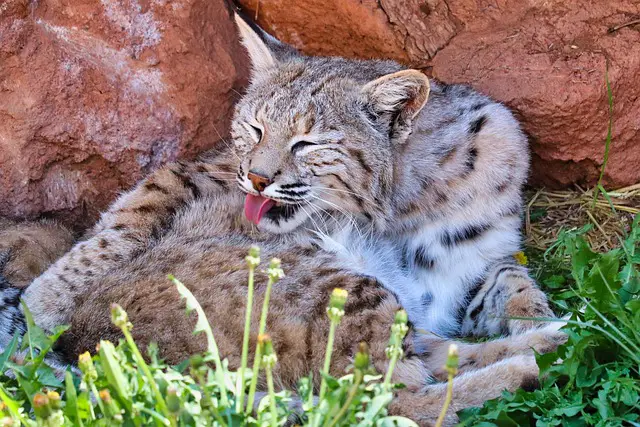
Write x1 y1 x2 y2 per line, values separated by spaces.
246 246 261 268
110 304 132 330
33 393 52 419
189 354 204 369
394 310 408 326
100 389 123 421
327 288 348 322
445 344 459 374
258 334 277 368
99 389 112 403
47 391 62 410
267 258 285 281
166 386 181 414
78 351 98 382
354 342 370 371
329 288 348 310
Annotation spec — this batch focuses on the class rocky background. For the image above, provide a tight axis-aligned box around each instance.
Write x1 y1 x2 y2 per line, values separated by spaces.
1 0 639 229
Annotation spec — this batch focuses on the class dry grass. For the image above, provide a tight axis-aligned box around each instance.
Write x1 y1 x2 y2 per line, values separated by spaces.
525 183 640 252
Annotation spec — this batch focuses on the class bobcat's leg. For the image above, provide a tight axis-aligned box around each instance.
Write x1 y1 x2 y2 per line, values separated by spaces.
460 260 556 336
414 327 565 381
22 158 236 331
390 354 540 426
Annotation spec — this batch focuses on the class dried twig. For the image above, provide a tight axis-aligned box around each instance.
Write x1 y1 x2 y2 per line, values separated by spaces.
608 18 640 33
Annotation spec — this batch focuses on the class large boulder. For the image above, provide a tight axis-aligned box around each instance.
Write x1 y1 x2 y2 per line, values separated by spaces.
238 0 640 188
0 0 248 228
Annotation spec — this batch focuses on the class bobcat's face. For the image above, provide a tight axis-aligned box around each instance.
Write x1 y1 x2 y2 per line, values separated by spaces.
231 16 429 234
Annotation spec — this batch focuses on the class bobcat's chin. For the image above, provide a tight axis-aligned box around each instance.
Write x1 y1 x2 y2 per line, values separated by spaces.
256 206 310 234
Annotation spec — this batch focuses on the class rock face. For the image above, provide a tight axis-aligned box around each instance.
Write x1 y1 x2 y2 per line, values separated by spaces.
0 0 248 228
2 0 638 227
238 0 640 188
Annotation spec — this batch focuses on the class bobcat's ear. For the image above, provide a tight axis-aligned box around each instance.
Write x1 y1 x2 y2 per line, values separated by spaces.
234 13 277 72
362 69 430 121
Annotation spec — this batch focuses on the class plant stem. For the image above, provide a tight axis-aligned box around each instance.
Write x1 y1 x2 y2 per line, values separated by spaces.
237 260 257 413
434 372 455 427
265 364 278 427
136 406 172 425
592 64 614 208
245 345 263 416
327 371 363 427
121 328 174 426
89 382 106 419
318 320 338 402
245 275 275 414
382 352 400 390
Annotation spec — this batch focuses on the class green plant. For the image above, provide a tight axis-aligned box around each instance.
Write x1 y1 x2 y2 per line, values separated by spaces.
0 250 418 426
592 64 615 209
458 215 640 426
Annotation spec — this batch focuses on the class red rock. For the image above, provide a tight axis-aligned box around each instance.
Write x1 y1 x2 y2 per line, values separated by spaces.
0 0 248 228
238 0 640 188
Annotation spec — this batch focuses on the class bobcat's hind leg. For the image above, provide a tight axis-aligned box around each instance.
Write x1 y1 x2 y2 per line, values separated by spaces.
461 260 557 336
390 355 540 426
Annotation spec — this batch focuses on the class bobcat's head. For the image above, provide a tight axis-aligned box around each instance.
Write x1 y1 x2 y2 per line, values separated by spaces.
231 15 430 234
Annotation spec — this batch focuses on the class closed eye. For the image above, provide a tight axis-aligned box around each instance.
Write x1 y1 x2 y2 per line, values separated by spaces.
291 140 316 154
249 124 263 142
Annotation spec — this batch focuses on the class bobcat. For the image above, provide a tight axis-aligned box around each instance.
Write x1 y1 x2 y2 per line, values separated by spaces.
0 14 565 426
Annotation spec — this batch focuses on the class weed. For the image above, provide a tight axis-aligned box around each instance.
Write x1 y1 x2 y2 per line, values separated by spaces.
458 215 640 426
592 64 615 209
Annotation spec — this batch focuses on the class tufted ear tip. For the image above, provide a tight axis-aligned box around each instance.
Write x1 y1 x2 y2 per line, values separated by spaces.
234 12 277 72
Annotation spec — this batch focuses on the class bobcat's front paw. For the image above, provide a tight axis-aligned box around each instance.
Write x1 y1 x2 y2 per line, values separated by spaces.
522 324 568 355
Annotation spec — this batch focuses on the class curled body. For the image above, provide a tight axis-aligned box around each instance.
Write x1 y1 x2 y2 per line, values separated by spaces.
0 14 565 426
0 155 562 426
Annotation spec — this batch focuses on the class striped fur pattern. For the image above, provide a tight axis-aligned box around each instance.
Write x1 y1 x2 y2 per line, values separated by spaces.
0 15 566 426
0 251 24 349
230 17 555 338
0 173 562 426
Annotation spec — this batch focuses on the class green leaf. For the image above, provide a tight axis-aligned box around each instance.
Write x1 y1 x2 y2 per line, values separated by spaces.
358 393 393 424
0 332 19 371
98 340 131 403
170 275 221 364
64 370 83 426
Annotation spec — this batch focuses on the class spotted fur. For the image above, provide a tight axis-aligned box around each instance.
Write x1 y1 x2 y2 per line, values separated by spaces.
0 14 566 426
230 18 555 339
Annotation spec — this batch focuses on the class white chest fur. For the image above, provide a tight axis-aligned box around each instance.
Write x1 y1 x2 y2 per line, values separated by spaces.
401 216 522 336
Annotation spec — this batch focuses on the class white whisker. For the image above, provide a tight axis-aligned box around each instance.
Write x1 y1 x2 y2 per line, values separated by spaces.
314 186 376 206
212 125 241 161
299 203 330 240
309 193 365 239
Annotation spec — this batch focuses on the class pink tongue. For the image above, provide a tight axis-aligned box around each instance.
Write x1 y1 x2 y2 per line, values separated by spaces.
244 194 276 225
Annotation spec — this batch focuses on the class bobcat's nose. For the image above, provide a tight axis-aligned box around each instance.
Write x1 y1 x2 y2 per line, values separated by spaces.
247 170 273 192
